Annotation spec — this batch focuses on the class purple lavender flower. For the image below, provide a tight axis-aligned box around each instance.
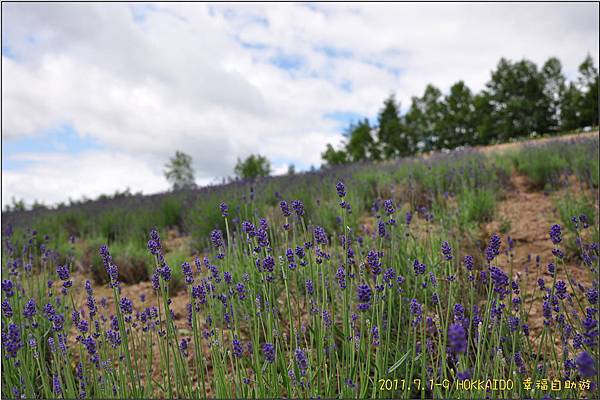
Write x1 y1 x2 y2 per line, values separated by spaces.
151 272 160 291
181 262 193 285
357 284 372 304
180 338 189 356
44 303 56 320
257 228 269 248
78 319 89 334
413 259 426 275
378 220 386 237
82 336 97 358
383 268 396 287
547 262 556 277
99 246 119 287
2 300 13 317
336 181 346 197
53 375 62 395
576 351 596 377
549 224 562 245
383 199 395 215
314 226 328 245
210 229 224 248
453 303 465 322
119 297 133 314
4 324 22 358
305 280 314 296
262 342 275 363
410 299 423 325
292 200 305 217
262 256 275 273
507 316 520 332
485 234 501 263
336 266 347 289
2 279 14 297
555 281 567 299
52 314 65 331
280 200 291 217
441 241 453 261
371 325 380 347
514 352 525 374
159 258 172 281
463 255 474 271
107 330 121 348
242 221 256 237
236 283 246 300
367 250 382 276
295 348 308 376
219 202 228 217
233 337 244 358
587 287 598 305
489 266 509 298
552 248 564 259
405 211 412 226
447 323 467 354
56 264 70 281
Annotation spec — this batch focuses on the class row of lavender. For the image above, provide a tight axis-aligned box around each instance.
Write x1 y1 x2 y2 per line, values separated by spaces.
2 178 599 398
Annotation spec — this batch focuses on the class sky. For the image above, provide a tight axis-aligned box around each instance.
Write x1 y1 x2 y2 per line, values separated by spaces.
2 2 599 207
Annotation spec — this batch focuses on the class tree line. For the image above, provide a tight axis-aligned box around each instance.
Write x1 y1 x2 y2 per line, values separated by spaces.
322 55 599 166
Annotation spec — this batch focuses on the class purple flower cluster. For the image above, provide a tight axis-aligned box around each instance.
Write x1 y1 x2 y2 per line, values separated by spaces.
485 234 501 263
463 255 474 271
295 348 308 376
356 284 372 311
367 250 382 276
441 241 453 261
99 245 119 287
219 202 228 217
291 200 304 217
447 323 467 354
336 181 346 198
280 200 291 217
413 259 426 275
262 342 275 363
549 224 562 245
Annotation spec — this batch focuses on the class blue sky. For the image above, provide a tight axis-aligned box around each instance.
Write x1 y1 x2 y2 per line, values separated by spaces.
2 3 598 206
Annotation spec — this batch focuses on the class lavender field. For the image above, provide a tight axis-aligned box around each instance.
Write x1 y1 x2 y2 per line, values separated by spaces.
1 134 598 399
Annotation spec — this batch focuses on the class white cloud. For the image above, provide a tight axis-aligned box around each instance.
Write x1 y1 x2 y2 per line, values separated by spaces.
2 2 598 206
1 151 171 206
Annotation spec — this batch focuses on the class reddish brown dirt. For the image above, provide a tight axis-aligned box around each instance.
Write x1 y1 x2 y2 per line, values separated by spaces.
486 172 597 345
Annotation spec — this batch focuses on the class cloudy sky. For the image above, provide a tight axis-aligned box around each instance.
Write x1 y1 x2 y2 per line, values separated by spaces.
2 2 598 207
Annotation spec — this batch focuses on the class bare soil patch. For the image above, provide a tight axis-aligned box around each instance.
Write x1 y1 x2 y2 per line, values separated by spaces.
486 172 597 344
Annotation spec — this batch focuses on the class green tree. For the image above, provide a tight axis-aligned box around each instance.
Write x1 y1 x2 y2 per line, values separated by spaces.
345 118 377 161
560 55 599 130
377 95 408 158
234 154 271 179
404 84 444 152
472 90 495 145
484 58 551 141
287 164 296 175
164 150 196 190
4 197 26 212
321 143 348 167
560 82 583 131
541 57 566 133
577 54 599 127
437 81 476 149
